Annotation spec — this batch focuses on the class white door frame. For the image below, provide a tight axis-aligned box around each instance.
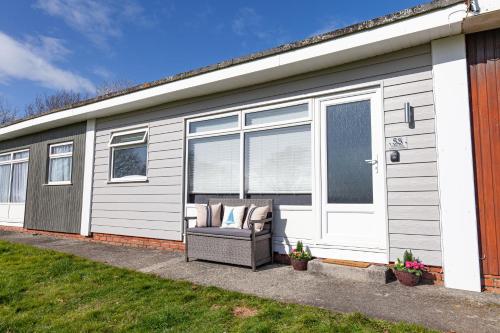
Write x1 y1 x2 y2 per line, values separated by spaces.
313 87 388 263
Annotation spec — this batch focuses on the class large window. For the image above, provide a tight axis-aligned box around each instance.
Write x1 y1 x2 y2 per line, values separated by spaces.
186 102 312 205
48 142 73 184
0 149 29 203
109 128 148 181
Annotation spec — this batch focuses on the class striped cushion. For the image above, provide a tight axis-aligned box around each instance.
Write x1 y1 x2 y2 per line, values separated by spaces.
195 203 222 227
243 204 270 231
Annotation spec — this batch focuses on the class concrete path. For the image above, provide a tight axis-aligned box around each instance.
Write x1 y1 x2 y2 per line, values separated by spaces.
1 230 499 333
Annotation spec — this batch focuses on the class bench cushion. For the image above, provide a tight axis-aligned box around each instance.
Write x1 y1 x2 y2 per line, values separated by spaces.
187 227 270 239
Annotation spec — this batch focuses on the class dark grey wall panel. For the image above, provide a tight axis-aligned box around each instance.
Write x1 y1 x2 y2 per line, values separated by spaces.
0 123 86 233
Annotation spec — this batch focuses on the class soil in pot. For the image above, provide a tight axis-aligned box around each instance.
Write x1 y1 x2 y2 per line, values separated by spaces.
291 258 308 271
394 270 421 286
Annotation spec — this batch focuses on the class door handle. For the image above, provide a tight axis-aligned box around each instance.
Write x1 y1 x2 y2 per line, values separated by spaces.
364 158 378 173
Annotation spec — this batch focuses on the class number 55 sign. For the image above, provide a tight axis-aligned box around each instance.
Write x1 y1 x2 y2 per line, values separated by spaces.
388 136 408 149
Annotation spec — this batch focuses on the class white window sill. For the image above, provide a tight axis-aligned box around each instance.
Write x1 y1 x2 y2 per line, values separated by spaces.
45 182 72 186
107 178 148 184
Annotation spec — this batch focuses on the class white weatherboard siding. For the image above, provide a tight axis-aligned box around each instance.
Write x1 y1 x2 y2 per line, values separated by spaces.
90 43 443 266
432 35 481 292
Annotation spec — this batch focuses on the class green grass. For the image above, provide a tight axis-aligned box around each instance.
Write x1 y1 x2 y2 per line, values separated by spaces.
0 240 434 333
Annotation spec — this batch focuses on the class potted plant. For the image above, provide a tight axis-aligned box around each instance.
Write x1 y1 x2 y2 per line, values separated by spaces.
289 241 312 271
392 250 426 286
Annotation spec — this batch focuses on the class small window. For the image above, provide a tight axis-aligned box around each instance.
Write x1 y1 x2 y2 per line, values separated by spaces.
109 129 148 181
48 142 73 185
0 154 11 162
188 115 239 134
245 103 309 126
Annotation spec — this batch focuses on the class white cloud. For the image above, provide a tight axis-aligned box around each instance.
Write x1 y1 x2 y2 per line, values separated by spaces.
24 35 71 62
34 0 152 49
0 31 95 93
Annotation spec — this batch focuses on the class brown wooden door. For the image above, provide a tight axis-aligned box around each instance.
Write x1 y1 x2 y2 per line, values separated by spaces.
467 29 500 277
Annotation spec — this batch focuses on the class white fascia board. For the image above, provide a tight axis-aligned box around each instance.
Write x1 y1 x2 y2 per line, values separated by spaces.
432 35 482 292
0 3 467 141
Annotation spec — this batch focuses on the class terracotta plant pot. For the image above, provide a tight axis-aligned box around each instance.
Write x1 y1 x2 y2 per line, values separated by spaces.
291 258 308 271
394 270 421 286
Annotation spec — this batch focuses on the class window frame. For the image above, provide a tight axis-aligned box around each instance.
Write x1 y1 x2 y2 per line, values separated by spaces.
0 149 30 204
186 111 241 137
108 127 149 183
47 142 73 185
185 99 313 205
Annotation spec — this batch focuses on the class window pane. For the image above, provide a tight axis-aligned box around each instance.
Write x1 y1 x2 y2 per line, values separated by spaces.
51 143 72 155
245 104 308 126
10 162 28 203
189 115 238 134
111 131 146 145
112 145 147 179
188 134 240 195
13 151 29 160
0 154 11 162
326 100 373 204
245 125 311 194
49 157 72 182
0 165 11 202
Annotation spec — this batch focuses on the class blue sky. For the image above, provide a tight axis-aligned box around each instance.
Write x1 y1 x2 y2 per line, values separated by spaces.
0 0 424 115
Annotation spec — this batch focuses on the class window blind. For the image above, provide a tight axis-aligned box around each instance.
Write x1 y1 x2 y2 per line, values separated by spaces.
245 125 311 194
188 134 240 194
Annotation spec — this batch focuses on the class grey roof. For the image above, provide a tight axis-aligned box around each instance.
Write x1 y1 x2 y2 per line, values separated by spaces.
3 0 464 128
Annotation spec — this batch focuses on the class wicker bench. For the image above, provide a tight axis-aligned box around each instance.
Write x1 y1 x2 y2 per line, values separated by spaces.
184 198 273 271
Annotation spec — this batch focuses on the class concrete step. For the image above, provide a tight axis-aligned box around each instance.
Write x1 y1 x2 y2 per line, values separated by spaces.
308 259 393 284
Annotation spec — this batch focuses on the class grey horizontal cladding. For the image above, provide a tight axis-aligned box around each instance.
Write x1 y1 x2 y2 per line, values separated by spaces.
385 134 435 150
389 220 441 236
90 44 439 245
388 191 439 206
383 78 433 99
384 105 435 124
93 202 181 212
91 224 181 241
387 177 438 191
92 218 180 230
390 248 442 266
383 66 432 86
386 162 437 178
384 91 434 111
385 148 437 164
94 218 181 232
385 119 435 137
93 178 181 188
92 194 181 204
388 206 440 221
390 234 441 251
92 209 180 221
93 185 181 195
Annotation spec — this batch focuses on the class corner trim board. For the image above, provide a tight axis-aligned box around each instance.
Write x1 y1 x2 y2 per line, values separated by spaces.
80 119 96 236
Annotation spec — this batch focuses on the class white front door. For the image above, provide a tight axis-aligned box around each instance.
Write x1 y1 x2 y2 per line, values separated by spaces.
319 90 387 263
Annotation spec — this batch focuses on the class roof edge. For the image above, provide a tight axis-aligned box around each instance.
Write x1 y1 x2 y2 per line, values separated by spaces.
0 0 464 130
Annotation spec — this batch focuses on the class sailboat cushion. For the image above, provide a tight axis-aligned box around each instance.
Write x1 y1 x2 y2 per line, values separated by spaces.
220 205 246 229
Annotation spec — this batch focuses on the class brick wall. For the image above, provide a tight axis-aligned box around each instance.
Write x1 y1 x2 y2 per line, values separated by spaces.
92 233 184 252
482 275 500 294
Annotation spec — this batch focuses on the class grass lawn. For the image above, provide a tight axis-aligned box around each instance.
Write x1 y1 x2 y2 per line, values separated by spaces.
0 240 434 332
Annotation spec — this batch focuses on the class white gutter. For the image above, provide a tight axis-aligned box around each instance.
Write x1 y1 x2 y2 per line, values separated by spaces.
0 2 467 141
